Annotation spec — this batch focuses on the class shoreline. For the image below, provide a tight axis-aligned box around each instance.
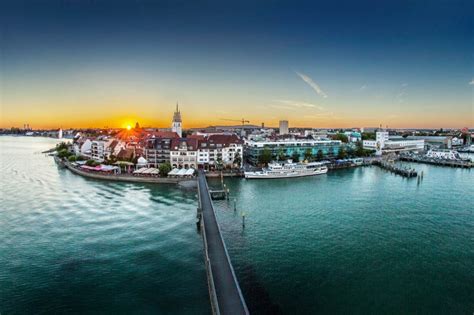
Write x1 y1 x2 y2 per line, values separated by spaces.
59 159 195 185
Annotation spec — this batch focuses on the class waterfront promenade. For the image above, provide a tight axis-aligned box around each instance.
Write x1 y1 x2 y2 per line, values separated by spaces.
61 160 191 184
197 170 249 315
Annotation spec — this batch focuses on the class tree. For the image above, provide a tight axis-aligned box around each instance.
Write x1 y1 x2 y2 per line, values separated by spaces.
333 133 348 143
361 132 376 140
159 162 172 176
86 159 98 166
258 147 272 166
216 153 223 170
277 148 286 161
316 149 324 161
304 148 313 161
291 150 300 162
337 147 347 159
355 140 365 157
56 142 69 152
57 148 71 159
68 155 77 162
233 152 242 168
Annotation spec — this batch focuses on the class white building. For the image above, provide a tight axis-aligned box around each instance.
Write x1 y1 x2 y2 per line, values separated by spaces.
91 140 107 162
279 120 289 135
171 103 182 137
170 138 198 169
363 131 424 155
197 134 244 169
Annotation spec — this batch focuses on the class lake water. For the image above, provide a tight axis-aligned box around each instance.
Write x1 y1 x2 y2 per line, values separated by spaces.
210 161 473 314
0 136 210 314
1 136 473 314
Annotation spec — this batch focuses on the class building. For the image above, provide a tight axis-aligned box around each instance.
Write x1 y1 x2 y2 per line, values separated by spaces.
279 120 289 135
170 138 198 169
91 140 107 162
144 132 179 167
197 134 244 169
363 131 424 155
171 103 182 137
244 138 341 165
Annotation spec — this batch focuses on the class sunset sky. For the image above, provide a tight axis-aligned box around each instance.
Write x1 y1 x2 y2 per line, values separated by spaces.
1 0 473 129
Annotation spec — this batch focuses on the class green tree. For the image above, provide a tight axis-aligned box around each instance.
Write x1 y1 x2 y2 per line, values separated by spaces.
258 147 272 166
361 132 376 140
333 133 348 143
56 142 69 152
291 150 300 162
355 140 365 157
86 159 98 166
233 152 242 167
316 149 324 161
68 155 77 162
159 162 172 176
216 153 223 170
337 147 347 159
277 148 287 161
57 148 71 159
304 148 313 161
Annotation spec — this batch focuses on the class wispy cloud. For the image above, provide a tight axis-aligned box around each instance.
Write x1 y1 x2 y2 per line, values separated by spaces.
359 85 367 90
469 79 474 85
295 71 328 98
396 83 408 103
274 99 324 110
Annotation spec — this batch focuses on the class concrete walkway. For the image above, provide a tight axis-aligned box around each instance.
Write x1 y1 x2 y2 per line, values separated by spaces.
198 170 249 315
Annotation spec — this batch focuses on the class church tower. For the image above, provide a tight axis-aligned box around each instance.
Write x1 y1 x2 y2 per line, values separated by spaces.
171 103 182 137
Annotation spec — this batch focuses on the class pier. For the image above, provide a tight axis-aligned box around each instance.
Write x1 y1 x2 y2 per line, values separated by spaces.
399 155 472 168
197 170 249 315
372 160 418 178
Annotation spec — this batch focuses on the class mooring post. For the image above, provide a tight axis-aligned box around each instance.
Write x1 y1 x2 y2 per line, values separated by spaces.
242 212 246 228
234 198 237 211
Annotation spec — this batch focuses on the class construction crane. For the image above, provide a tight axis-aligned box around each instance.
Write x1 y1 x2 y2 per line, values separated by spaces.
220 118 250 136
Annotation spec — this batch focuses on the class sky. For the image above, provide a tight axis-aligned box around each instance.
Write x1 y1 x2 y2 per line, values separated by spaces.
1 0 473 129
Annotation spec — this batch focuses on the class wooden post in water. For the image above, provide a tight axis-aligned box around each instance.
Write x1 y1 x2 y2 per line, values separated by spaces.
234 198 237 211
242 212 246 228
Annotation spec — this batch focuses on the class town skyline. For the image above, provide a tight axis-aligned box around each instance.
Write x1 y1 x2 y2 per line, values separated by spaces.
1 0 473 130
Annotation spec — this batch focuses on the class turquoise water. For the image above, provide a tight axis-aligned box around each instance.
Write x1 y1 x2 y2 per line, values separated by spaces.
211 163 473 314
1 136 473 314
0 137 210 314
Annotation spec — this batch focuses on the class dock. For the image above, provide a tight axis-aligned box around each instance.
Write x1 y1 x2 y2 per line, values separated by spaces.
197 170 249 315
399 155 472 168
372 160 418 177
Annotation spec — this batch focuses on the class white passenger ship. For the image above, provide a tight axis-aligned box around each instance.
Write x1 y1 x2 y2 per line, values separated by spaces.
244 160 328 179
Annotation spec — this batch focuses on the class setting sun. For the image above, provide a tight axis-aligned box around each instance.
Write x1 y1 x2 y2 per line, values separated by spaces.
126 125 132 130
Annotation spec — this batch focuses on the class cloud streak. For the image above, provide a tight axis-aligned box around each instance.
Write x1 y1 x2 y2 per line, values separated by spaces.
469 79 474 85
274 99 324 110
295 71 328 98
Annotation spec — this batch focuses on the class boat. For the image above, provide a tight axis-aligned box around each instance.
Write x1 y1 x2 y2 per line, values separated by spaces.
458 144 474 153
425 149 463 160
244 160 328 179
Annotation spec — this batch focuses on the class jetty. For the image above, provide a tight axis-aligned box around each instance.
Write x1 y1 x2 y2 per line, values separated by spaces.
399 155 472 168
197 170 249 315
372 160 418 178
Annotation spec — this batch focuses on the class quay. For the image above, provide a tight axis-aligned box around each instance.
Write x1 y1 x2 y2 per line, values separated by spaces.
197 170 249 315
399 155 472 168
59 159 192 184
372 160 418 178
